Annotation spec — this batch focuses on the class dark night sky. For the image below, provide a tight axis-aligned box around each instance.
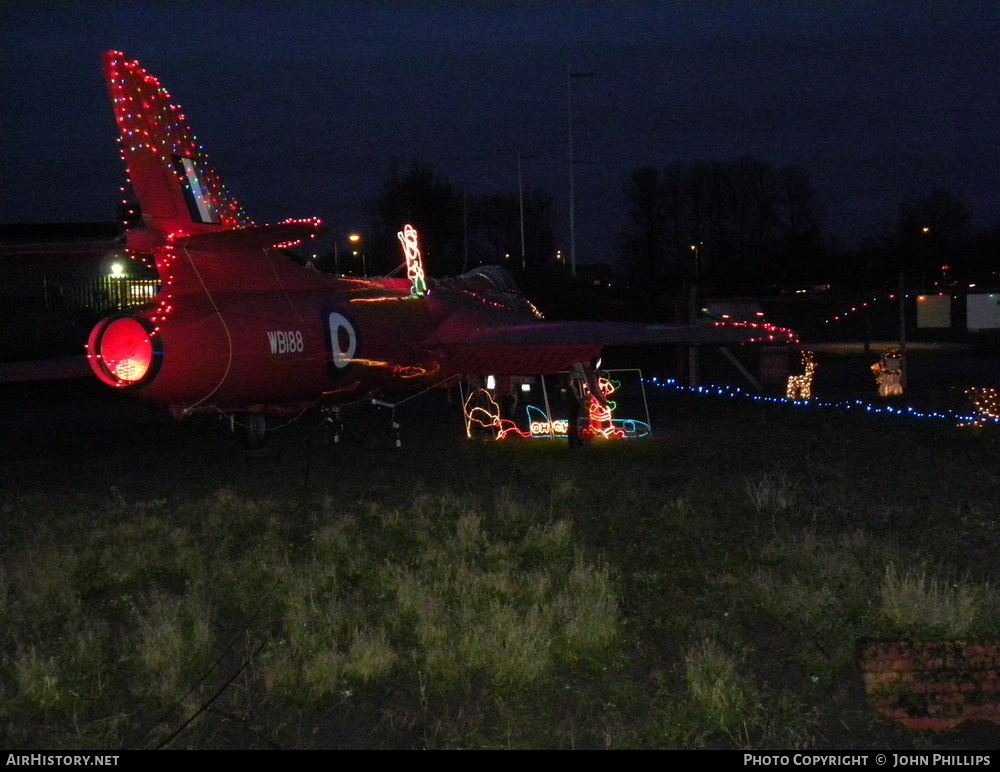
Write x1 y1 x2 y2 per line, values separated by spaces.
3 1 1000 260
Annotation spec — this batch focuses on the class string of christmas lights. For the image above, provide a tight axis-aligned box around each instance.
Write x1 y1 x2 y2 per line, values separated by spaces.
820 292 902 326
817 291 973 327
106 51 253 232
644 377 997 427
716 320 798 344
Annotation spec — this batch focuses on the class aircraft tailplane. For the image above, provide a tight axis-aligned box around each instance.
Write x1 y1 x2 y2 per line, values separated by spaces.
103 51 253 238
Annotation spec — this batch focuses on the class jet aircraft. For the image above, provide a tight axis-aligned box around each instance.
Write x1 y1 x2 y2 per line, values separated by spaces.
86 51 794 435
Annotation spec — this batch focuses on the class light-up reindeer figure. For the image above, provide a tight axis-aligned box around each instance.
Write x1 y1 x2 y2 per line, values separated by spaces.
785 350 816 400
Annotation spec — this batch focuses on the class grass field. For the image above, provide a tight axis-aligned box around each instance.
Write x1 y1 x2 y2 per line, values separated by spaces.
1 379 999 749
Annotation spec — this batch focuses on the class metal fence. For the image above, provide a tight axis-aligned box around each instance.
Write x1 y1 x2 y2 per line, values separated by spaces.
2 277 161 315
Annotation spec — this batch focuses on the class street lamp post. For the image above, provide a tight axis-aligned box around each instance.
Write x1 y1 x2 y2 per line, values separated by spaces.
688 243 702 387
349 233 364 275
567 70 593 278
517 153 537 271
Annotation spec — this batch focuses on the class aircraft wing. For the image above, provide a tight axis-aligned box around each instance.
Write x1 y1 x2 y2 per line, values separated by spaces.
171 221 325 252
431 320 792 376
0 356 91 384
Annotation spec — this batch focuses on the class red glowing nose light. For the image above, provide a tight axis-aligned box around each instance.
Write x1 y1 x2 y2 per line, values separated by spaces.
98 318 153 383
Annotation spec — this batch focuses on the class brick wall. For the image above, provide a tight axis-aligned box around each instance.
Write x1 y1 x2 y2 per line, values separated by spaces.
861 641 1000 730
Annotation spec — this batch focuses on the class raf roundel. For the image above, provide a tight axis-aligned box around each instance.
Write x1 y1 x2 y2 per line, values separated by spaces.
328 312 357 370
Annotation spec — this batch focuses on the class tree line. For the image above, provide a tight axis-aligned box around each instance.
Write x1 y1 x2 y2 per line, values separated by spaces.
359 157 998 304
365 161 556 279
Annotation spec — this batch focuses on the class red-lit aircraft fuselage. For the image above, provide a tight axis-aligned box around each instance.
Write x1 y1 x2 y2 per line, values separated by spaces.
87 51 794 421
89 253 600 416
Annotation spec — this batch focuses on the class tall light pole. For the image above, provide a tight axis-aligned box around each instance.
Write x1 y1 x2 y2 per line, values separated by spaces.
517 153 537 271
349 233 364 275
567 69 593 278
688 243 703 387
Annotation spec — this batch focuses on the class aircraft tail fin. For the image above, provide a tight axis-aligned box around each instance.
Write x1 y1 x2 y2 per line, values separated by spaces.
103 51 253 238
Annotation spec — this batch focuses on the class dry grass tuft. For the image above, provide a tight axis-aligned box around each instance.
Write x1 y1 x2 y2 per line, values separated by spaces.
880 563 987 638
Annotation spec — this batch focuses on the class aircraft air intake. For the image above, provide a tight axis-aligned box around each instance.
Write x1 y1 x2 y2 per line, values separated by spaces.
87 316 159 387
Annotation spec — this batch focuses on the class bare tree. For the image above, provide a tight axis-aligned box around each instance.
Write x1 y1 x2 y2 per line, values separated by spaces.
374 161 465 276
622 158 825 296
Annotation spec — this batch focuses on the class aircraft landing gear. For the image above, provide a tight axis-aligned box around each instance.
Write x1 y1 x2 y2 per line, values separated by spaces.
228 413 268 450
323 407 345 444
370 400 403 448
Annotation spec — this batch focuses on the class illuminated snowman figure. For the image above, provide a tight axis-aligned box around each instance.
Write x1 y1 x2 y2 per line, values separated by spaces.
871 348 904 396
